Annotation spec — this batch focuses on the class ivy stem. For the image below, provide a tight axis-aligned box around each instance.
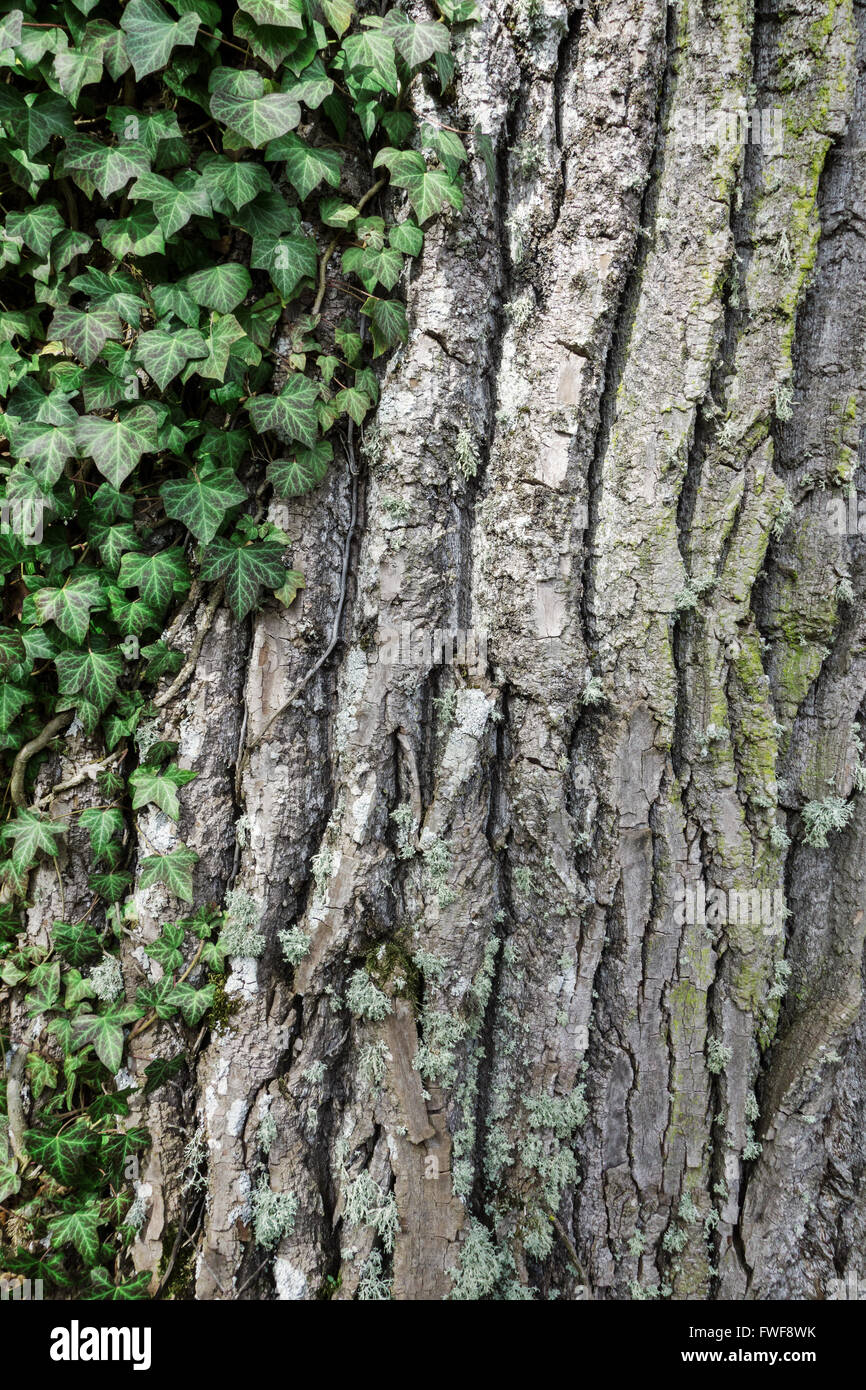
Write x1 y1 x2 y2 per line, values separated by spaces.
311 177 386 316
128 941 204 1043
9 710 74 809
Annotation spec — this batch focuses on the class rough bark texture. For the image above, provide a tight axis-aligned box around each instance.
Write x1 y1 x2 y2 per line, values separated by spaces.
26 0 866 1300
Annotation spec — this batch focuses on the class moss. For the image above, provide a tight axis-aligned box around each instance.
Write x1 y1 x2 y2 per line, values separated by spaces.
207 969 241 1033
365 936 422 1011
158 1223 196 1300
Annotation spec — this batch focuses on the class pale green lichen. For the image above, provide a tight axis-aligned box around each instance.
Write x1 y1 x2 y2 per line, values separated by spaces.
251 1177 297 1249
346 969 392 1022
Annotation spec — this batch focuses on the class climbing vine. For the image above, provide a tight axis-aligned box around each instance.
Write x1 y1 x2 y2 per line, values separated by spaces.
0 0 478 1298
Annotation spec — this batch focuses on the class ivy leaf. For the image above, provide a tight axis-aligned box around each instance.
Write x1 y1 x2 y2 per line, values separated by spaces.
53 45 104 104
142 1053 186 1097
140 640 183 681
49 1200 103 1265
144 921 185 972
26 1124 100 1186
160 467 247 545
120 0 201 81
342 242 403 292
247 375 319 448
3 809 67 872
128 170 211 238
135 975 181 1019
0 1156 20 1203
25 960 61 1015
6 203 65 259
9 419 77 487
209 68 301 149
55 648 123 712
0 626 26 673
342 30 399 97
33 572 105 643
389 218 423 256
79 807 124 861
361 295 409 356
238 0 305 27
200 535 287 620
0 90 73 159
27 1052 59 1101
48 307 123 368
184 312 247 381
135 328 208 391
251 228 317 300
373 147 463 223
382 11 450 68
52 919 102 967
266 131 341 200
321 0 355 37
98 208 165 259
171 980 214 1025
73 1007 135 1071
89 868 132 902
183 263 253 314
89 1268 153 1301
63 135 152 199
199 154 271 212
75 406 160 488
117 547 190 611
267 439 332 497
129 765 196 821
139 843 199 903
335 386 371 425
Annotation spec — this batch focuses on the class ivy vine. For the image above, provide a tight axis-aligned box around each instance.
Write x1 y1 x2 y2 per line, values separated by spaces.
0 0 480 1298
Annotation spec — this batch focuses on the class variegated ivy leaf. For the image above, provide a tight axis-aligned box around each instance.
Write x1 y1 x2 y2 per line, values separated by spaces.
75 405 160 488
120 0 201 81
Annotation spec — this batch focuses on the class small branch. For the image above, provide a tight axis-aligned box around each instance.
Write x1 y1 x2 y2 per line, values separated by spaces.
128 943 204 1043
9 710 74 809
546 1207 590 1292
34 748 126 810
154 583 224 710
235 432 359 793
311 177 386 317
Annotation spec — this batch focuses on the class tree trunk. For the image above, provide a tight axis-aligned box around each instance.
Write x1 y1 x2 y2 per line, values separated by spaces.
63 0 866 1300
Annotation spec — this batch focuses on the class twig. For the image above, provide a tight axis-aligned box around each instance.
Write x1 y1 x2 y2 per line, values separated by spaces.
34 748 126 810
154 583 224 710
546 1207 590 1291
128 943 204 1043
9 710 73 809
235 431 359 793
311 177 386 316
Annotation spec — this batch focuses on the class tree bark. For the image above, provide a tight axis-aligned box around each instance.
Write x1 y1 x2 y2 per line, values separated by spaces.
64 0 866 1300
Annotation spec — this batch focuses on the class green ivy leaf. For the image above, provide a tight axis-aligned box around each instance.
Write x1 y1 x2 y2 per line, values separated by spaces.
139 843 199 903
72 1008 133 1072
135 328 209 390
266 131 341 200
52 919 102 967
48 307 123 368
382 11 450 68
120 0 201 81
200 535 287 620
183 263 253 314
209 68 301 149
26 1124 100 1186
128 170 211 238
3 809 67 872
63 135 152 200
171 980 214 1025
49 1200 103 1265
33 572 105 643
117 547 190 611
247 374 319 448
89 1267 153 1301
160 467 247 545
75 406 160 488
199 153 272 212
267 439 333 497
79 807 124 861
144 921 185 972
55 647 123 712
361 294 409 356
342 29 399 97
129 764 196 821
142 1053 186 1097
